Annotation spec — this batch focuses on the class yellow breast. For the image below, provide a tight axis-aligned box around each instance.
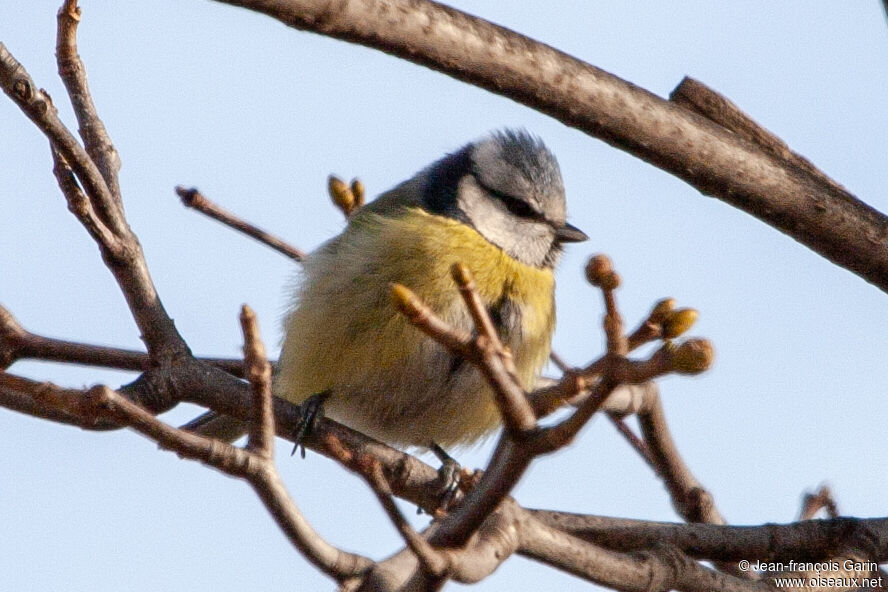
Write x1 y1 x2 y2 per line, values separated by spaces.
275 207 556 447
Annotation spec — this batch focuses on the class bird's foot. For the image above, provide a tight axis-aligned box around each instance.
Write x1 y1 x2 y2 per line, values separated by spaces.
427 442 467 516
290 390 331 457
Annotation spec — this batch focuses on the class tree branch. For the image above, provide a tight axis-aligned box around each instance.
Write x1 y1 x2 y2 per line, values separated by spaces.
324 434 451 580
527 512 888 563
0 370 374 583
393 254 714 556
5 3 884 589
240 305 275 456
176 186 306 262
0 302 247 376
56 0 122 202
0 40 187 362
211 0 888 293
637 387 725 525
519 514 773 592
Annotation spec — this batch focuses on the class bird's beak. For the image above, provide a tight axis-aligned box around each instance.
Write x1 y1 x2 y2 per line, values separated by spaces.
555 222 588 243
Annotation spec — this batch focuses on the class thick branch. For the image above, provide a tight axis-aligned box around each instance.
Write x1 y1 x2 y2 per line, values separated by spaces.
527 511 888 563
168 360 452 512
669 78 848 197
7 361 887 590
519 514 773 592
213 0 888 293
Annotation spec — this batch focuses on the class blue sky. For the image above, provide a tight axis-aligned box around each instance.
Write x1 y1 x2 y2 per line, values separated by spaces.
1 2 886 590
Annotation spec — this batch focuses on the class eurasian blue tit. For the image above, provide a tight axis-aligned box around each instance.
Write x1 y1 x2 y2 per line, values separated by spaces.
275 130 587 449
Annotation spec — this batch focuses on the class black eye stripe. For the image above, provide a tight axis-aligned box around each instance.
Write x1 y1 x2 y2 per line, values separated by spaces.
495 191 535 217
474 176 544 221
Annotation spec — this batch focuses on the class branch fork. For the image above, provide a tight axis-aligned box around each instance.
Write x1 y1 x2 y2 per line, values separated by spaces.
3 1 883 590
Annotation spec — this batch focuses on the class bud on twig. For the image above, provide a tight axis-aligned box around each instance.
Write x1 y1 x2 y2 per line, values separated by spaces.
663 308 699 338
585 255 620 289
648 298 676 325
350 178 365 209
328 175 356 216
672 339 714 374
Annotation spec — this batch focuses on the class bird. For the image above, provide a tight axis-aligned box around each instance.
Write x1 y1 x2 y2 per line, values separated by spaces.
273 129 587 450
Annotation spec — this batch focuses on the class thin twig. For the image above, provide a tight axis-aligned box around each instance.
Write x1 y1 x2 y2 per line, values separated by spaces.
607 414 657 468
637 392 725 526
1 45 118 240
451 263 536 432
2 372 373 582
0 302 248 376
549 351 570 373
50 147 119 248
324 434 450 578
0 42 188 359
529 335 708 421
56 0 122 203
392 277 536 435
800 485 839 521
528 375 619 455
633 386 745 578
399 256 713 549
585 254 626 355
176 187 306 261
240 305 274 456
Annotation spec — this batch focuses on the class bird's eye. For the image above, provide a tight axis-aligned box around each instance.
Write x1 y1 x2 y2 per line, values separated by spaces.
487 187 541 220
471 172 544 221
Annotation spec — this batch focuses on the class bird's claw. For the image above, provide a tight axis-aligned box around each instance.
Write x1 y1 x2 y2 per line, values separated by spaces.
290 391 331 457
431 442 463 513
